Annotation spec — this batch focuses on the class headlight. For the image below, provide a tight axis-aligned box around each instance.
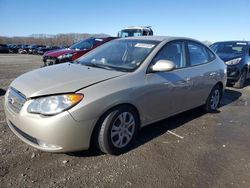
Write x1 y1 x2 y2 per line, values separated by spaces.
58 53 73 59
225 58 242 65
27 94 83 115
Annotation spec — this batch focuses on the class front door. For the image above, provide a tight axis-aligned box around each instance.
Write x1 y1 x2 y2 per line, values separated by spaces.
140 41 193 123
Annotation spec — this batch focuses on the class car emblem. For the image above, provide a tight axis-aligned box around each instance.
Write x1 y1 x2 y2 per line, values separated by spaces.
8 97 15 105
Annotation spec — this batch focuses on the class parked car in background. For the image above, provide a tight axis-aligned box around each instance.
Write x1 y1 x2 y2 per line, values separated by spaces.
0 44 9 53
210 41 250 88
42 37 116 66
8 44 19 53
18 45 30 54
58 45 69 49
4 36 226 155
118 26 153 38
37 46 61 55
28 45 46 54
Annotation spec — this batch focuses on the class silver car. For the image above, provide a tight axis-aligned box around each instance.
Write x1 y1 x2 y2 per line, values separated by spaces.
4 36 227 155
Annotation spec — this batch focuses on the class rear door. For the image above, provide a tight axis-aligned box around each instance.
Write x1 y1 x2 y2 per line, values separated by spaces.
184 41 218 107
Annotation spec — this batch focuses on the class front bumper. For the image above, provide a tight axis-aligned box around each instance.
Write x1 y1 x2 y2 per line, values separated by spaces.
43 56 71 66
42 56 58 66
227 66 241 82
4 94 96 152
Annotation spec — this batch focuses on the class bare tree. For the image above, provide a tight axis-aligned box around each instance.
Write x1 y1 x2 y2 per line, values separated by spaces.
0 33 110 46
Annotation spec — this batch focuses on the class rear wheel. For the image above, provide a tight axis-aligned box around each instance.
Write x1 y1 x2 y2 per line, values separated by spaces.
204 85 222 112
234 69 247 89
97 106 139 155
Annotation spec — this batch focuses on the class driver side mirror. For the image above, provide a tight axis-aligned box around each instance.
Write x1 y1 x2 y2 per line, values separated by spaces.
150 60 176 72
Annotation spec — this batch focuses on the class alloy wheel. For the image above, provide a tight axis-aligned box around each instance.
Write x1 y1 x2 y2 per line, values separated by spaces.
210 89 220 110
110 112 135 148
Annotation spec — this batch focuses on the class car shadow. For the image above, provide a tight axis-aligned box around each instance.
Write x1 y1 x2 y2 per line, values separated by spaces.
245 79 250 87
220 88 242 107
66 148 103 157
133 107 205 148
67 108 206 158
67 88 242 157
132 88 242 152
0 88 6 96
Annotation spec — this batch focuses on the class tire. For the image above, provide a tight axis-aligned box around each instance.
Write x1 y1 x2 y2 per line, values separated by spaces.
233 69 247 89
204 85 222 113
97 106 139 155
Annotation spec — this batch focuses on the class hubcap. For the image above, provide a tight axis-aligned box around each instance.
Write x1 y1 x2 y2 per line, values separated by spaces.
210 89 220 110
110 112 135 148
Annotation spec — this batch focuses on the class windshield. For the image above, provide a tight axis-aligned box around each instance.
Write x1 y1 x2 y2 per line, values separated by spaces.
77 39 159 72
70 38 103 50
211 42 248 54
118 29 143 38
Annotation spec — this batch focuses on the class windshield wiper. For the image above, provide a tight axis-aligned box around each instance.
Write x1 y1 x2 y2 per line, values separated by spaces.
83 62 115 70
75 61 131 72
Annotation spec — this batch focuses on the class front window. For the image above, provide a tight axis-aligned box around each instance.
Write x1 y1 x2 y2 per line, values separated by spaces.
210 42 248 55
77 39 159 72
151 42 186 68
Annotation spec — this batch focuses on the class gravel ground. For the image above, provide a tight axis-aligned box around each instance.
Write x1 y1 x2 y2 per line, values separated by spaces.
0 54 250 188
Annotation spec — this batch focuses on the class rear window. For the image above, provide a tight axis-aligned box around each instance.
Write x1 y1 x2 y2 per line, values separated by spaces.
118 29 142 37
188 42 211 66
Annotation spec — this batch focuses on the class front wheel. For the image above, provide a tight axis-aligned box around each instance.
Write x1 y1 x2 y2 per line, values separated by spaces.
97 106 139 155
204 85 222 113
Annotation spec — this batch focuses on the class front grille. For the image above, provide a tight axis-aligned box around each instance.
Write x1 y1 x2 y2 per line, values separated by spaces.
43 56 57 65
7 87 26 113
9 121 39 145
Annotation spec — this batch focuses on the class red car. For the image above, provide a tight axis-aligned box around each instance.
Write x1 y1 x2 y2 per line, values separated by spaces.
42 37 116 66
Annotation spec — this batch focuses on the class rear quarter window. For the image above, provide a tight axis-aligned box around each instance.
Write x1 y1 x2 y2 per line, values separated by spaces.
206 47 216 61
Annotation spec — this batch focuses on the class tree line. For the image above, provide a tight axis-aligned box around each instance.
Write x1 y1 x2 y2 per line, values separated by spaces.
0 33 212 46
0 33 110 46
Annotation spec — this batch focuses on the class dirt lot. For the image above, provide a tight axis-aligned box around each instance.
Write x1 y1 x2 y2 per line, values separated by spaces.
1 54 250 188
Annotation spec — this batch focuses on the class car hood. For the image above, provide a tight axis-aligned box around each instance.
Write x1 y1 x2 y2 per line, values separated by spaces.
11 63 126 98
44 48 76 57
216 52 243 62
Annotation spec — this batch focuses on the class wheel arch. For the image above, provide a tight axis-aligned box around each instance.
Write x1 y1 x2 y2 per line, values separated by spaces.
89 103 141 149
215 81 224 92
208 81 224 95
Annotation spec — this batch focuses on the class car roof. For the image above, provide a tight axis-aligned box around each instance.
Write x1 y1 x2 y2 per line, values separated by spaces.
212 41 250 44
78 37 115 41
117 36 200 43
124 26 152 30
